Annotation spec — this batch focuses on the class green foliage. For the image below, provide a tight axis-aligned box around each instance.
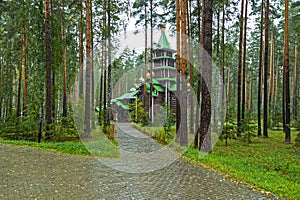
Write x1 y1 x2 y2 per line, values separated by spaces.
153 103 175 129
128 98 149 124
220 122 236 146
50 116 79 142
220 107 237 146
0 138 90 155
0 126 120 158
295 132 300 147
0 113 39 141
240 112 256 143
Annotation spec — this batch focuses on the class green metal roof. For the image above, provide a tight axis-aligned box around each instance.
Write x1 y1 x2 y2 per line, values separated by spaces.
156 77 177 82
153 84 164 92
153 79 160 85
146 90 158 97
116 101 129 110
153 56 174 60
154 66 176 70
157 31 170 49
116 89 139 100
145 82 164 92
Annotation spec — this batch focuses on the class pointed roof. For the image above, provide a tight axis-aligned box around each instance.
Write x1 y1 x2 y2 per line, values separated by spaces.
157 27 170 49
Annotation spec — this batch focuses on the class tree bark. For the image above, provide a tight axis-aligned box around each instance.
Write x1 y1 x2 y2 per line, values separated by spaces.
237 0 244 135
194 0 201 148
45 0 52 140
226 66 231 106
257 0 264 137
269 29 274 122
17 34 24 118
293 33 298 118
143 0 147 108
23 30 28 116
61 0 67 117
248 68 253 111
187 0 194 135
283 0 290 142
107 0 112 124
79 0 84 99
181 0 188 146
200 0 212 153
263 0 269 138
175 0 181 143
84 0 91 136
242 0 248 121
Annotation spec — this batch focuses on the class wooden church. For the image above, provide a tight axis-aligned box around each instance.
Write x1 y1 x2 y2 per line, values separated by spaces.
112 27 178 122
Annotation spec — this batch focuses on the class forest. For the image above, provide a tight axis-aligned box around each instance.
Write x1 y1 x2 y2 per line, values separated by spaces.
0 0 299 150
0 0 300 198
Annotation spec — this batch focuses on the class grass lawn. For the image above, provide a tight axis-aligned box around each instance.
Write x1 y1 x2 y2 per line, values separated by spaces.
183 129 300 200
0 126 119 158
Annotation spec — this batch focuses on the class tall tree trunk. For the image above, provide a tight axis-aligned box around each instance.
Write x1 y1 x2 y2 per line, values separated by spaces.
79 0 84 99
175 0 181 142
214 7 220 130
248 68 253 111
84 0 91 136
274 55 279 107
263 0 269 138
17 34 24 118
200 0 212 153
91 3 95 128
221 2 225 86
23 30 28 116
242 0 248 121
61 0 67 117
283 0 290 142
181 0 188 146
143 0 147 108
45 0 52 140
107 0 112 124
102 1 107 125
226 66 231 106
269 28 274 122
149 0 153 123
187 0 194 135
293 33 298 118
194 0 201 148
257 0 264 137
237 0 244 135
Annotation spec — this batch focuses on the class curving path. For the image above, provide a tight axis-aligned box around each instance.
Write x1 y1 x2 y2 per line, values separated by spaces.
0 124 283 199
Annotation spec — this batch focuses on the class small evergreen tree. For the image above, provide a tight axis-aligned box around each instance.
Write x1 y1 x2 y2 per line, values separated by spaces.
128 98 148 124
220 107 237 146
241 111 256 143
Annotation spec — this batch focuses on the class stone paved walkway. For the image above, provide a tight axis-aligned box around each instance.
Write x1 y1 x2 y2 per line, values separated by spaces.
0 123 283 199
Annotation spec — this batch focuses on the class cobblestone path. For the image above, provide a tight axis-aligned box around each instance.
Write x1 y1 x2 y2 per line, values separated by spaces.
0 124 282 199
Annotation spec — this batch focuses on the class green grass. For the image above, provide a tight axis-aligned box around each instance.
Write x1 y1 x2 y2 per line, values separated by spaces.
0 127 119 158
183 130 300 200
0 138 91 155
